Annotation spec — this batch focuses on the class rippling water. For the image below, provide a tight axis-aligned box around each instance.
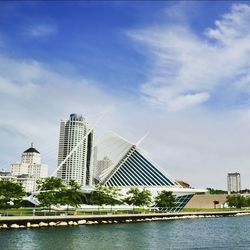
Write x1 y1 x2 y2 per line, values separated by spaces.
1 216 250 249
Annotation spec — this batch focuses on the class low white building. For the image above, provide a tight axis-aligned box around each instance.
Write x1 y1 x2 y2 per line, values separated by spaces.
11 143 48 192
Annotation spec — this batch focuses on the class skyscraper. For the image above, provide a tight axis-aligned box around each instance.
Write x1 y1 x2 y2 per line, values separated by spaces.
227 172 241 194
56 114 95 187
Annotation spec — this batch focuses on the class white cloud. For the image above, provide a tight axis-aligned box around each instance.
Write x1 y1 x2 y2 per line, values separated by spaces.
167 92 210 111
206 4 250 44
117 3 250 189
1 52 250 190
2 3 250 191
0 55 118 172
129 3 250 111
27 24 57 38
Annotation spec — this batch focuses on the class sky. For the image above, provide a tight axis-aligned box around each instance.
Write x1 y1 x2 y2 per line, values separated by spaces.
1 1 250 189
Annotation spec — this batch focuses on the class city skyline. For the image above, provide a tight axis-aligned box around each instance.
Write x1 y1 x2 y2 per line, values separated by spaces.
1 2 250 189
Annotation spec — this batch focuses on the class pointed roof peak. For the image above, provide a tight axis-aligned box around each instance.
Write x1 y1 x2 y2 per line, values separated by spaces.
23 143 40 154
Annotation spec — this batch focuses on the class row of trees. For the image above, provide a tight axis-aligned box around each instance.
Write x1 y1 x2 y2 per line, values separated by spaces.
3 177 249 211
226 195 250 208
0 177 176 210
207 188 227 194
36 178 176 209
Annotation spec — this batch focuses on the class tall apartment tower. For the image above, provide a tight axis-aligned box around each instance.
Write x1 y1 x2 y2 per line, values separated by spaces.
56 114 95 187
227 172 241 194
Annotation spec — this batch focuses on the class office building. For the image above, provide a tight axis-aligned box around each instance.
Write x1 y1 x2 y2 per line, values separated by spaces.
227 172 241 194
56 114 95 187
0 171 14 181
11 143 48 192
0 171 35 193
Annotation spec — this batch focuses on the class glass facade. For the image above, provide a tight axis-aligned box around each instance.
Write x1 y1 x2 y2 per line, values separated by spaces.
106 148 175 187
153 195 193 212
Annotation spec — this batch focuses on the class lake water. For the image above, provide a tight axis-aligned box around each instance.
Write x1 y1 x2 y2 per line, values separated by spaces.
1 216 250 249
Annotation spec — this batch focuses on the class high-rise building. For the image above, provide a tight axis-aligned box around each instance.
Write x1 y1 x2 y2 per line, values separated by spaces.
56 114 95 187
11 143 48 192
227 172 241 194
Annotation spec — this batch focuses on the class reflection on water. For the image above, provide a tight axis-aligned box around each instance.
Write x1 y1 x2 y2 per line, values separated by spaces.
1 216 250 250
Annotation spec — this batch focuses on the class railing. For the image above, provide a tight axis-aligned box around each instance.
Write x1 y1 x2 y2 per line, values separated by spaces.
0 207 179 217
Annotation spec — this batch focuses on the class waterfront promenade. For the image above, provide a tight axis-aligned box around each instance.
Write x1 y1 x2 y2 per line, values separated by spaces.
1 210 250 228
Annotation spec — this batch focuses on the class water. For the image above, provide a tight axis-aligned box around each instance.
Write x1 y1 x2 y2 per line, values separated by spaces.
1 216 250 250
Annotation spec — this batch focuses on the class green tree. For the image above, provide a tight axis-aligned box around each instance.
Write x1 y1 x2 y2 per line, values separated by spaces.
37 177 65 191
244 196 250 207
154 191 176 208
36 191 58 211
36 177 66 211
206 188 227 194
88 185 121 206
58 180 83 211
36 178 84 211
0 180 25 210
226 194 246 208
124 187 152 207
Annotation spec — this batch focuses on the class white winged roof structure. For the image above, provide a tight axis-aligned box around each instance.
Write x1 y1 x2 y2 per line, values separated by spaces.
95 132 180 188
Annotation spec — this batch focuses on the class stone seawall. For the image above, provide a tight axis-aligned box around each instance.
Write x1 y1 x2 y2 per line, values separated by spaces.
1 211 250 229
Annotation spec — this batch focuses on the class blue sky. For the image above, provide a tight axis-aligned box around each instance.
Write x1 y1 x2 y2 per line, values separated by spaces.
0 1 234 95
1 1 250 189
1 2 153 93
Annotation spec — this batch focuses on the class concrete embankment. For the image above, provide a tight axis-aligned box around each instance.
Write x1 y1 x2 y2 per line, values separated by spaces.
1 210 250 229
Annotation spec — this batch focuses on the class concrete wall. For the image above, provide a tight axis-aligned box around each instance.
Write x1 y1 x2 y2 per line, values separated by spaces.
185 194 228 209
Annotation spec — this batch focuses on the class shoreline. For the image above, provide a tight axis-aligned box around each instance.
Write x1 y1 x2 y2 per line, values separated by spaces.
1 210 250 229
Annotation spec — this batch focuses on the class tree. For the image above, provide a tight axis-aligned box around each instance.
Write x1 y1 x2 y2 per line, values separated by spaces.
36 178 84 211
36 191 58 211
58 180 82 211
36 177 66 211
207 188 227 194
68 179 81 190
88 185 122 206
244 196 250 207
226 194 246 208
0 180 25 210
154 191 176 208
213 200 220 209
124 187 152 207
37 177 65 191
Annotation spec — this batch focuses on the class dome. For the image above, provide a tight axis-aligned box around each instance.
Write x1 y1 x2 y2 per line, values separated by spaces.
23 143 40 154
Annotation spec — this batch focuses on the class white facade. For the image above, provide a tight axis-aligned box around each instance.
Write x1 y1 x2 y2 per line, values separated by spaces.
16 175 36 193
227 172 241 194
56 114 95 187
0 172 35 193
0 171 15 181
11 143 48 192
